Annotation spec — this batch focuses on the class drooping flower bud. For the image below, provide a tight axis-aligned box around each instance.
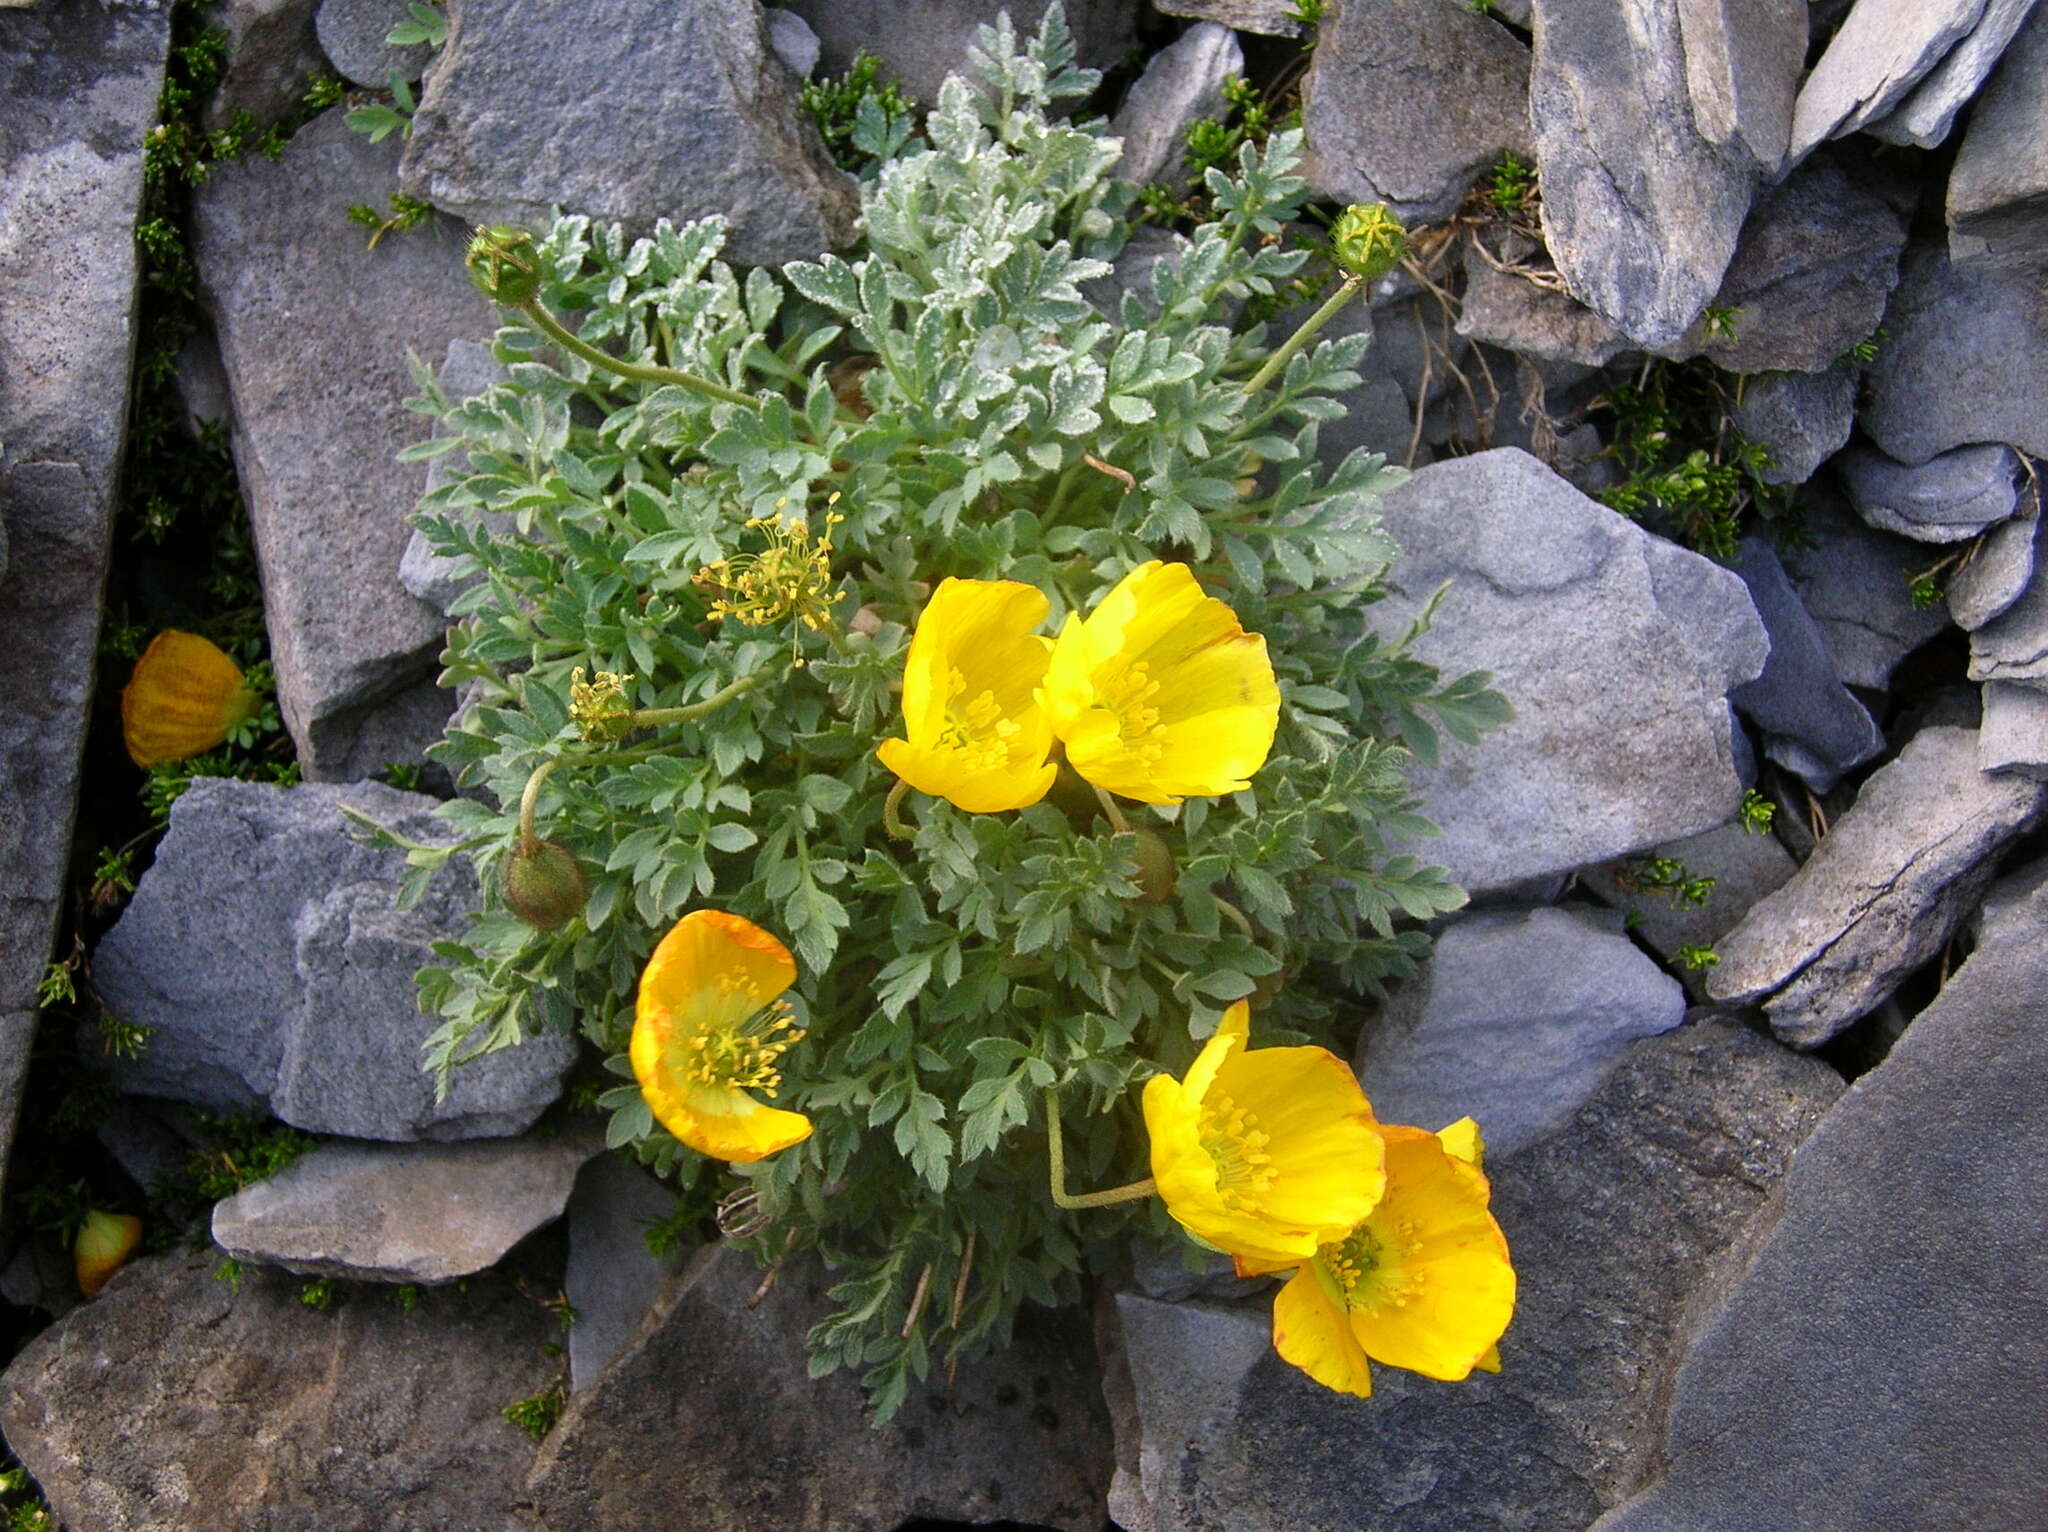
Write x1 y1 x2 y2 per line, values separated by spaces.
1330 203 1407 282
466 225 543 305
1130 827 1178 906
75 1210 142 1298
121 631 261 769
503 837 588 930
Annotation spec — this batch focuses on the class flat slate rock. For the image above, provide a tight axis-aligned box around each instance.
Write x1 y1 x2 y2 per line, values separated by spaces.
94 777 575 1140
1777 493 1951 688
1729 360 1856 486
1456 231 1634 367
1947 5 2048 270
1106 1022 1843 1532
1968 552 2048 686
1860 241 2048 465
1150 0 1304 36
1788 0 1986 162
1530 0 1756 348
213 1131 602 1283
1867 0 2039 149
403 0 858 267
1596 860 2048 1532
0 0 169 1196
1109 22 1239 194
1356 905 1686 1158
1371 449 1767 895
562 1151 688 1391
1948 487 2041 630
526 1242 1113 1531
1300 0 1532 228
1675 0 1805 173
0 1250 556 1532
1979 681 2048 777
192 109 488 780
1708 726 2048 1045
1839 441 2022 544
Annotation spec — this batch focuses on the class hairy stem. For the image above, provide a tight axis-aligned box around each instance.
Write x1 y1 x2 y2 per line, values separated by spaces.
1241 274 1364 397
1044 1090 1156 1211
516 299 756 407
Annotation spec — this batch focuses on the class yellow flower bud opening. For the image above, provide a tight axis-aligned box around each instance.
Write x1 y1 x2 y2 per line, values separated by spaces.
630 910 813 1164
75 1210 143 1298
120 631 259 769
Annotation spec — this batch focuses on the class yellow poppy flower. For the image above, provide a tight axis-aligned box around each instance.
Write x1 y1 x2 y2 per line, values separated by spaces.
1142 1000 1387 1267
876 578 1059 813
630 910 812 1164
120 631 260 769
1247 1117 1516 1398
1041 561 1280 806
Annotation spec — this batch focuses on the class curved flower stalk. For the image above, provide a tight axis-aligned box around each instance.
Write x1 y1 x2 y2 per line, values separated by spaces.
120 631 260 769
1241 1117 1516 1398
631 910 812 1163
1141 1000 1386 1267
876 578 1059 813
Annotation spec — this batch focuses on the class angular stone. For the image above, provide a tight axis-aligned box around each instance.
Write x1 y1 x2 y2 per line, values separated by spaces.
1840 441 2022 543
766 7 821 79
1727 540 1884 790
1868 0 2039 148
1788 0 1986 162
1595 861 2048 1532
1530 0 1756 348
1662 150 1910 373
1730 362 1856 485
398 338 514 616
1457 232 1634 367
1708 726 2048 1044
0 0 169 1195
1151 0 1304 37
563 1151 688 1392
403 0 858 268
1580 819 1800 976
213 1132 600 1283
314 0 432 89
526 1242 1113 1531
1110 22 1240 194
93 777 575 1139
1969 556 2048 685
1108 1022 1842 1532
207 0 326 129
1861 241 2048 465
1676 0 1806 173
1979 681 2048 777
1948 7 2048 271
1948 487 2040 629
1777 494 1950 688
1356 905 1686 1158
193 110 489 780
0 1250 557 1531
1301 0 1531 227
1371 450 1768 895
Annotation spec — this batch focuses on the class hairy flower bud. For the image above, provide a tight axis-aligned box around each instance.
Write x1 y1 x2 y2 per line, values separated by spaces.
467 224 542 305
1330 203 1406 282
504 837 588 931
1130 828 1177 906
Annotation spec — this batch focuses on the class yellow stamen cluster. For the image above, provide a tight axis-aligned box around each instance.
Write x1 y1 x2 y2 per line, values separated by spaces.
935 668 1024 773
695 498 846 663
1099 658 1168 763
568 667 636 742
1199 1091 1276 1212
687 985 805 1097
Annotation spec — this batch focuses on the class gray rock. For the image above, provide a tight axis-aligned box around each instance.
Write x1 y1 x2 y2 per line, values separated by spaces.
193 110 488 781
93 777 575 1139
563 1151 687 1391
1675 0 1806 173
1457 231 1635 367
1948 487 2040 629
1595 861 2048 1532
315 0 430 89
1110 22 1240 194
764 5 820 78
0 1 169 1194
1727 539 1884 790
1301 0 1531 228
1788 0 1985 162
1978 681 2048 777
1969 554 2048 685
402 0 858 268
1708 726 2048 1044
1107 1022 1843 1532
1581 819 1800 976
1127 1241 1267 1304
781 0 1140 107
1357 905 1686 1157
1151 0 1303 36
1372 450 1768 895
1868 0 2039 148
526 1242 1113 1531
0 1239 76 1322
0 1250 557 1531
1662 151 1910 374
206 0 326 129
97 1102 200 1200
1840 442 2022 543
213 1131 600 1283
1948 6 2048 271
398 338 514 615
1730 362 1856 485
1530 0 1756 348
1778 494 1951 688
1861 241 2048 465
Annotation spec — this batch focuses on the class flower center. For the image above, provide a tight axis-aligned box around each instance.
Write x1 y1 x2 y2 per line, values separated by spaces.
1198 1090 1276 1211
937 666 1023 771
1096 658 1168 763
1322 1222 1423 1312
682 976 805 1097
